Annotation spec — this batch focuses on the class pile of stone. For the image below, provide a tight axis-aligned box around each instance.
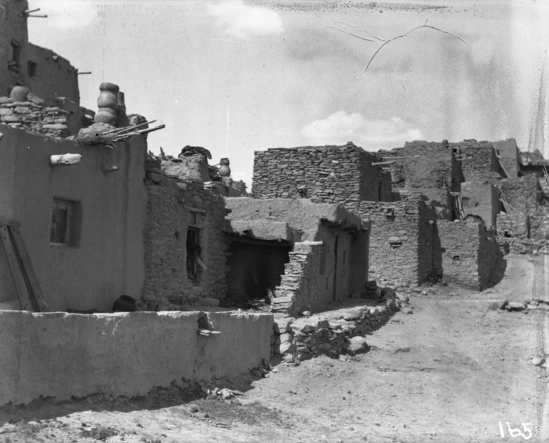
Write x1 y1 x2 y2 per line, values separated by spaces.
271 297 402 364
0 92 70 138
500 299 549 312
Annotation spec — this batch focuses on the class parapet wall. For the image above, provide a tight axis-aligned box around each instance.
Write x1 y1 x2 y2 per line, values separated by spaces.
252 145 391 204
0 310 273 406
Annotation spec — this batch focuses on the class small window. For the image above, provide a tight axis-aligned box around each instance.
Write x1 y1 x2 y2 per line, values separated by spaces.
9 40 21 71
50 200 73 245
187 227 201 282
27 60 37 77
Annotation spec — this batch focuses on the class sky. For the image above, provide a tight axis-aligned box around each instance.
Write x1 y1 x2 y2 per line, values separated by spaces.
27 0 549 185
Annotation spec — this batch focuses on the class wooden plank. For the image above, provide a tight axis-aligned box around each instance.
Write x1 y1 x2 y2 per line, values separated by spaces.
0 226 33 311
10 226 48 312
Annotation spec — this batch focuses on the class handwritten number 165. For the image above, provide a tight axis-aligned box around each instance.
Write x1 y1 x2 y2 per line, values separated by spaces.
499 422 532 440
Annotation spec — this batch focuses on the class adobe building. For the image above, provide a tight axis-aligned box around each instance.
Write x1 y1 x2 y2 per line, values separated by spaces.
223 198 370 316
251 143 442 290
0 0 79 104
251 140 511 292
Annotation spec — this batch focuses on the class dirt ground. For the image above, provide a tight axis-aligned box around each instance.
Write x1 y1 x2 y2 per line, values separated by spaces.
0 255 546 443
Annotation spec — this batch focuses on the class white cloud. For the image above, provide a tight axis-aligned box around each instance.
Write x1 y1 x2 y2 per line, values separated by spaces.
301 111 423 149
207 1 283 39
38 1 99 29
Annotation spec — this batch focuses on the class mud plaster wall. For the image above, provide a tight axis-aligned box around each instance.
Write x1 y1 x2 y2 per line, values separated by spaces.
0 126 147 311
252 145 391 204
142 179 229 309
354 199 436 287
0 1 79 104
461 182 499 228
493 139 520 178
26 43 80 105
0 310 273 406
225 198 364 242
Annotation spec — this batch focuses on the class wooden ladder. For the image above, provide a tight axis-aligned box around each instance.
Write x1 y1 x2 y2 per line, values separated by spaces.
0 220 48 312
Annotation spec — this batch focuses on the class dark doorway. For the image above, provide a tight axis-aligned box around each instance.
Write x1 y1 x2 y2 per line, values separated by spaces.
332 235 339 302
226 239 291 304
186 227 201 282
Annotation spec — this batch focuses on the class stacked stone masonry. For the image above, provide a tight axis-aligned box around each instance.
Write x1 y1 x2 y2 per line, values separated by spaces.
437 218 501 290
142 175 229 310
252 144 392 205
352 198 437 287
0 99 72 137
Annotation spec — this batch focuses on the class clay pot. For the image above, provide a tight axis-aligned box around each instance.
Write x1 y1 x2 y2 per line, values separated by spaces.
95 107 117 125
219 158 231 177
10 85 30 102
97 82 120 109
112 295 136 312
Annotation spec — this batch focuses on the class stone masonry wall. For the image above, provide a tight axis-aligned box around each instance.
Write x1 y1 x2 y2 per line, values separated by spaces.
436 218 500 290
499 175 540 214
142 176 229 310
0 99 72 137
354 198 436 288
380 141 458 192
252 144 391 204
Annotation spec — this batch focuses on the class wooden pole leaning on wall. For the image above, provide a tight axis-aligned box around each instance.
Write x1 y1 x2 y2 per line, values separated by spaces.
0 220 48 312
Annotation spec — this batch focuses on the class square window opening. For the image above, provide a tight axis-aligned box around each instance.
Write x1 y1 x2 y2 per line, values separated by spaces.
50 199 79 246
27 60 37 77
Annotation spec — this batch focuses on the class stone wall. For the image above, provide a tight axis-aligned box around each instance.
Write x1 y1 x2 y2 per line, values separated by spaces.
0 99 73 137
354 198 437 287
224 198 369 314
437 218 501 290
252 144 391 204
459 143 501 182
497 209 549 255
271 299 398 364
0 310 273 406
380 141 460 194
499 175 540 214
142 176 229 310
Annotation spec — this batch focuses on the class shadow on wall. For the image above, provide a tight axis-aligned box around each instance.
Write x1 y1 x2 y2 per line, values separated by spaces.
487 257 507 289
431 222 443 282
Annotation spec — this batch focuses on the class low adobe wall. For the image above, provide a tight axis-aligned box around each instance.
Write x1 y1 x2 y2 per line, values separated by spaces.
0 310 273 406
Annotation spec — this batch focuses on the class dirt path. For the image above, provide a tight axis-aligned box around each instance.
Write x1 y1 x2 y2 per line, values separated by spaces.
0 256 546 443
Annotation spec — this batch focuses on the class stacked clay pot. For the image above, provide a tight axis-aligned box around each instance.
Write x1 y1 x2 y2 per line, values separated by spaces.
219 158 231 177
94 82 119 126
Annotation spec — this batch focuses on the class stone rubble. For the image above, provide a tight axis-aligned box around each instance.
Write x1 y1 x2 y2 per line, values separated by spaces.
270 293 405 364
